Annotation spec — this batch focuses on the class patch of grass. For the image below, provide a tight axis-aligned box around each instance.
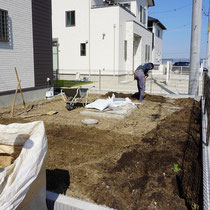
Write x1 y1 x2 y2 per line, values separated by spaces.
173 164 180 173
54 80 92 88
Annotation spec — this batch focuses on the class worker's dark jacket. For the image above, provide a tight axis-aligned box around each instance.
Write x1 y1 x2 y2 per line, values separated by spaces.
135 63 153 77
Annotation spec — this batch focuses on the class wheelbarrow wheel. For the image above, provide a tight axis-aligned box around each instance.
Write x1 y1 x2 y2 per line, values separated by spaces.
66 103 75 111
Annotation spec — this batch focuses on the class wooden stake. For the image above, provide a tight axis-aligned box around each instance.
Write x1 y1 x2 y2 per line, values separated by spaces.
11 80 20 118
14 67 26 112
11 67 27 117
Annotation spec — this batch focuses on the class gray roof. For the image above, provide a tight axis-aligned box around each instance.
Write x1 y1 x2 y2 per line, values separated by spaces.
148 0 155 7
148 16 167 30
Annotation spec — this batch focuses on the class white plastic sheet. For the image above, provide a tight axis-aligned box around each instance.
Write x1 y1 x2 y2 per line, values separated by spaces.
85 94 135 111
85 99 112 111
110 98 133 108
0 121 48 210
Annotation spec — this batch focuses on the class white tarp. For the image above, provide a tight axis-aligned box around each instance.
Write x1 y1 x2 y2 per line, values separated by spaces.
85 94 135 111
0 121 48 210
85 99 112 111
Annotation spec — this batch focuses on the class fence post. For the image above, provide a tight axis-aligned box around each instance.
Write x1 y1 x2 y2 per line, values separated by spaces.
150 70 152 94
99 69 101 91
166 61 171 85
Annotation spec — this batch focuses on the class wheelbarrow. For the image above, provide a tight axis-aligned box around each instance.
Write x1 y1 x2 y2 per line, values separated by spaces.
61 86 92 110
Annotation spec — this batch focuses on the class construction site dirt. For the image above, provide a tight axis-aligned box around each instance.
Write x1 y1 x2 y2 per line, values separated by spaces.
0 93 202 210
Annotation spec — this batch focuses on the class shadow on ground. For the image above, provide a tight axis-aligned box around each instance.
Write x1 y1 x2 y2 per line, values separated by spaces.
46 169 70 195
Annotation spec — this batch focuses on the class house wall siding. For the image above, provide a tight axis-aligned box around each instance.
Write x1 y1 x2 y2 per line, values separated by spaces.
91 6 120 75
52 0 90 74
119 7 136 73
32 0 53 87
52 0 153 76
119 5 152 73
125 21 152 72
152 23 163 64
52 1 120 75
0 0 35 92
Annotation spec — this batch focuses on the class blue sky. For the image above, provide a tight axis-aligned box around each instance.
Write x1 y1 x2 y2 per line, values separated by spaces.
148 0 209 59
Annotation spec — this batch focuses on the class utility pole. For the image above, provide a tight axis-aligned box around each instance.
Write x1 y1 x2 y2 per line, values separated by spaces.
206 1 210 71
89 0 91 79
188 0 202 95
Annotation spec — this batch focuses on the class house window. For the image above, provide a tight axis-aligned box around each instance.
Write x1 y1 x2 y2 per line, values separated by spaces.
66 11 75 27
145 45 150 62
124 40 127 61
80 43 86 56
0 9 9 42
143 8 146 25
157 29 161 38
145 45 147 62
140 6 143 23
152 33 154 49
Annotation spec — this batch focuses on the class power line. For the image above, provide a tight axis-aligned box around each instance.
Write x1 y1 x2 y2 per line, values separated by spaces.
149 3 192 15
164 23 191 32
202 0 208 16
167 23 191 31
202 8 209 16
166 28 190 33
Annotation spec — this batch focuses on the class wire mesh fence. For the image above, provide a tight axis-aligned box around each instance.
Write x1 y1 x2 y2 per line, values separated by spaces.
203 72 210 146
53 66 204 96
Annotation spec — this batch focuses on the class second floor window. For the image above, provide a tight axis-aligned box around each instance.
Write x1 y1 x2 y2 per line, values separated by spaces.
124 40 127 61
66 11 75 27
143 8 146 25
0 9 9 42
145 45 150 62
140 6 143 23
156 29 161 38
80 43 86 56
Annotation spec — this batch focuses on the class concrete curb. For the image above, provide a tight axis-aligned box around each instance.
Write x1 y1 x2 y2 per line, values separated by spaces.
46 191 113 210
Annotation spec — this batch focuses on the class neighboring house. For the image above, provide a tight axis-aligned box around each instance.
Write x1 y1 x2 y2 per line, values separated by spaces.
52 0 154 77
148 16 166 65
0 0 53 108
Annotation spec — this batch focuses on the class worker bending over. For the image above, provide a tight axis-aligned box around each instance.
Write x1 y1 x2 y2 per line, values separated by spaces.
134 63 154 102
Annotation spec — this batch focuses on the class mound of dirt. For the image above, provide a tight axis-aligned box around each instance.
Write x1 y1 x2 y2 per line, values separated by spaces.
173 97 198 108
144 93 167 103
103 92 139 100
103 92 167 103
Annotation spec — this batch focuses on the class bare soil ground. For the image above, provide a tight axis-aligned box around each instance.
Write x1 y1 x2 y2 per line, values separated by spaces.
0 93 202 210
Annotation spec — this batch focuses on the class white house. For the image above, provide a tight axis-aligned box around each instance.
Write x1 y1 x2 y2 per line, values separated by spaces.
52 0 155 77
0 0 53 108
148 16 166 65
